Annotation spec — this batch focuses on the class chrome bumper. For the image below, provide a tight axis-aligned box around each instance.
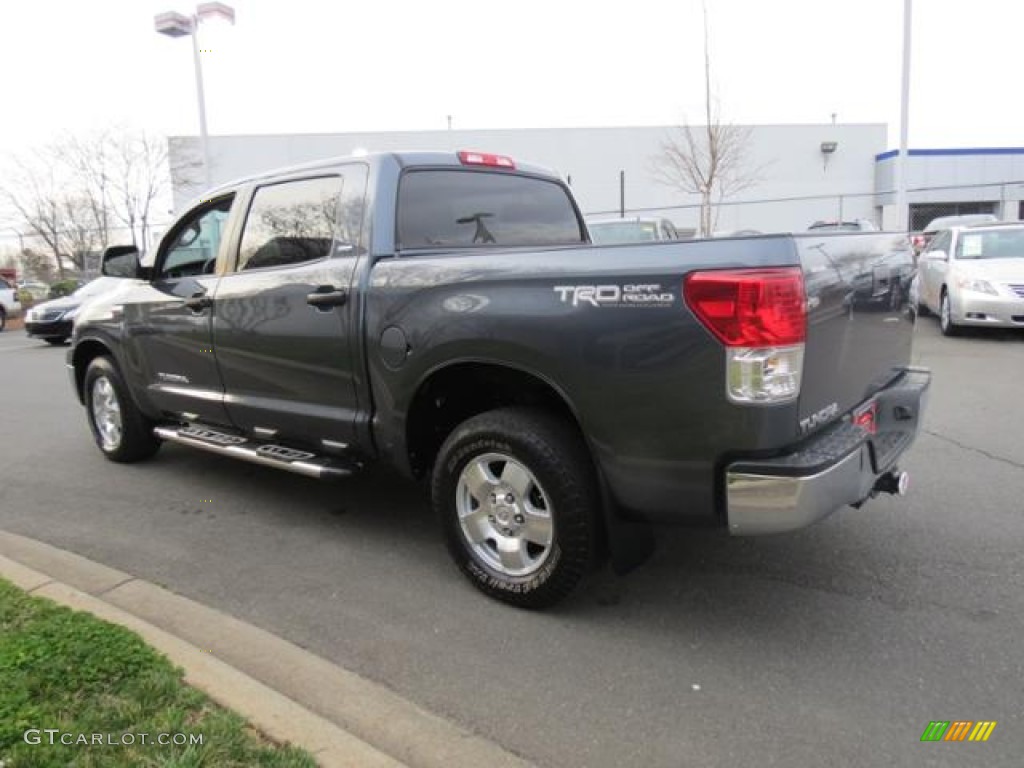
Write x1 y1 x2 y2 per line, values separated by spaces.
726 446 876 535
725 368 931 536
66 361 81 403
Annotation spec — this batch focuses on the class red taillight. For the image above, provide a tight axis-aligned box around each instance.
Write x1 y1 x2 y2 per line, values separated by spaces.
457 150 515 169
683 268 806 347
853 401 878 434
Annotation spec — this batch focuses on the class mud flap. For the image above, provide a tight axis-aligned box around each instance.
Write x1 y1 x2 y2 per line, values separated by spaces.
598 472 656 575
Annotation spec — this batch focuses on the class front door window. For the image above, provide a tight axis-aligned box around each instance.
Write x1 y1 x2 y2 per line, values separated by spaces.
159 198 234 278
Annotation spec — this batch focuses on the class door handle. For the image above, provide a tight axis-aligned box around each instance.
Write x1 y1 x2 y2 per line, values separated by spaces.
183 293 212 312
306 286 348 309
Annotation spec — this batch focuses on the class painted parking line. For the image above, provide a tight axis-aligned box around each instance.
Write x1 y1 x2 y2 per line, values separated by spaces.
0 343 48 352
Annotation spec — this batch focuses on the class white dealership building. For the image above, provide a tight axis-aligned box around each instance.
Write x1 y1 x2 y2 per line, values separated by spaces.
167 125 1023 235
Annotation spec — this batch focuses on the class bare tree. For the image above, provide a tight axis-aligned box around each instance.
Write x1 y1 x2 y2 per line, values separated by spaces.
19 248 56 284
57 134 115 251
57 128 170 256
1 127 172 278
107 131 170 256
1 157 71 279
652 2 763 236
167 137 207 213
60 196 105 272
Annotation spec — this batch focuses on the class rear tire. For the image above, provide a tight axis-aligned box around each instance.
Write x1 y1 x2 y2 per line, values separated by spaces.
0 308 6 332
432 407 601 609
84 356 161 463
888 283 903 311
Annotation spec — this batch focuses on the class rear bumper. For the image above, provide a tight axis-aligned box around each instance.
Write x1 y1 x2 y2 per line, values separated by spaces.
725 368 931 535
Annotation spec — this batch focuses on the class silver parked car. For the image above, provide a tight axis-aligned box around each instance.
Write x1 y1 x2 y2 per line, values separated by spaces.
912 213 998 256
586 217 680 244
916 222 1024 336
0 275 22 331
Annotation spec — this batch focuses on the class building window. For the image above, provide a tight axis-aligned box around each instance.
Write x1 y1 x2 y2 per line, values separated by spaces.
909 202 997 231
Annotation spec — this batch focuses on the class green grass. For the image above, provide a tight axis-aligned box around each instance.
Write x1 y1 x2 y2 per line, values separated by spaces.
0 578 317 767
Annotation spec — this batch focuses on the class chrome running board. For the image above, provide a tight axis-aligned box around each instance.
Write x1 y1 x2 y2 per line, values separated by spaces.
153 425 358 480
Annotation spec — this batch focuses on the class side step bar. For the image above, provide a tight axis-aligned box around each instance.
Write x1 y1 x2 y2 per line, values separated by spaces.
153 425 359 480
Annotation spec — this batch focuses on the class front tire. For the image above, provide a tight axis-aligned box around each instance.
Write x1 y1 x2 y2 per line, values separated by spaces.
45 337 69 346
0 308 6 332
939 290 959 336
432 408 601 609
84 356 161 463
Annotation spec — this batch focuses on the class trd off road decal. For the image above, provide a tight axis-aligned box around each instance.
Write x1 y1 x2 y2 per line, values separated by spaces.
553 284 675 308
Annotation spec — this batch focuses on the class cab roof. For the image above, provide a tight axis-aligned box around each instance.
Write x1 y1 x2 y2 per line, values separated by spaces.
195 150 561 206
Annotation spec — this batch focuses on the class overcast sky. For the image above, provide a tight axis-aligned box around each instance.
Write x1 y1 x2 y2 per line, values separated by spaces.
1 0 1021 156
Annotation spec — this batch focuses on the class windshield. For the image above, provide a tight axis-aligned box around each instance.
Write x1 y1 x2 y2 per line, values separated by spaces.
956 229 1024 260
588 221 659 243
71 277 120 299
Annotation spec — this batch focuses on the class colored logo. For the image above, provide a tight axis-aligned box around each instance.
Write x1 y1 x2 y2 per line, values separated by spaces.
921 721 997 742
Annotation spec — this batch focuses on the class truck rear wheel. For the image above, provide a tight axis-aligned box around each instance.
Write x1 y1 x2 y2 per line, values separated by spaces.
432 407 600 609
84 356 161 463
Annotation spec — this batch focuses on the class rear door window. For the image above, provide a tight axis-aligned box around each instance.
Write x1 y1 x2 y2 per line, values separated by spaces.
397 170 584 249
236 176 344 271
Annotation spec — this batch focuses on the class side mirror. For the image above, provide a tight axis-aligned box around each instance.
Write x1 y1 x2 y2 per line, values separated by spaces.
101 245 141 278
923 249 947 262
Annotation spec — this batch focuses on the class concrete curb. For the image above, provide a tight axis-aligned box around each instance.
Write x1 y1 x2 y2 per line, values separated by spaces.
0 531 536 768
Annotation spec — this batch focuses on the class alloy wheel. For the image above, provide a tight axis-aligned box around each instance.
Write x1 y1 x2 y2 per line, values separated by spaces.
455 452 555 578
90 376 123 451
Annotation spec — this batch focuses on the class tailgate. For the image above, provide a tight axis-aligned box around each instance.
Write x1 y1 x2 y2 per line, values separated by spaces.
795 232 916 436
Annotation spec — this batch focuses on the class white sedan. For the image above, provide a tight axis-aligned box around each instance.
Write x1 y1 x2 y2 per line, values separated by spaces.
916 223 1024 336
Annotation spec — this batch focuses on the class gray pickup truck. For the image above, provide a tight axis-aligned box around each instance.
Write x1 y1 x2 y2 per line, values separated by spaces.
68 150 930 608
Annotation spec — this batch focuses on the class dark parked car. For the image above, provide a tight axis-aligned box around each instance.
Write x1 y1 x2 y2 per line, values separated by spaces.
25 277 122 345
849 239 916 311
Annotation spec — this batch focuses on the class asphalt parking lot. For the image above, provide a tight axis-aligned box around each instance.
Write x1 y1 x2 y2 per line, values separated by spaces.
1 317 1022 767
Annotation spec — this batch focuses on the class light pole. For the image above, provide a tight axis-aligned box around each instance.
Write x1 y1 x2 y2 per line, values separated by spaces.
7 228 26 254
895 0 912 231
155 2 236 191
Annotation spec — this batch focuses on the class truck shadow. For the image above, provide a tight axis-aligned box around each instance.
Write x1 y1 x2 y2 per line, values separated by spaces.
151 442 1011 648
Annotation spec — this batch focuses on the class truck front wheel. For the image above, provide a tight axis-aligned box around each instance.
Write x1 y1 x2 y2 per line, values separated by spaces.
432 408 600 609
84 356 161 463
